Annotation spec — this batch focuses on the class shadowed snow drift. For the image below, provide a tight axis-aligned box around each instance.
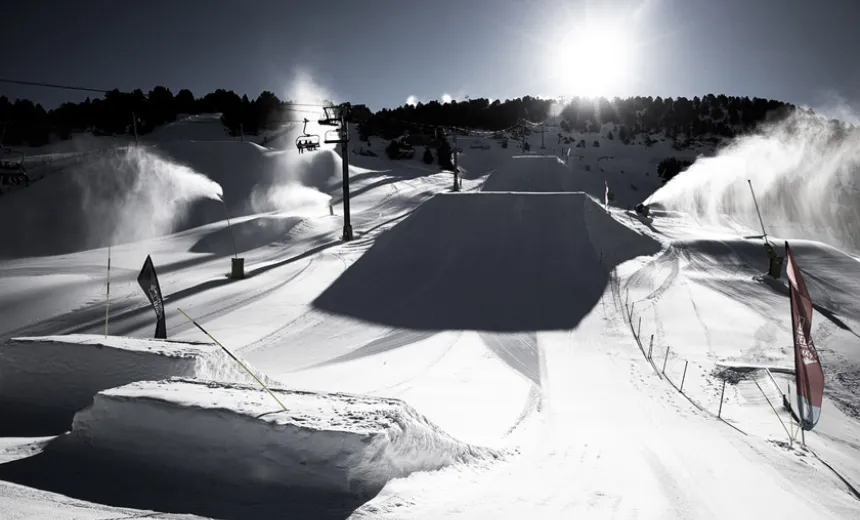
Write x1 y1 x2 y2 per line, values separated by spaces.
0 334 267 436
314 192 660 331
0 379 493 520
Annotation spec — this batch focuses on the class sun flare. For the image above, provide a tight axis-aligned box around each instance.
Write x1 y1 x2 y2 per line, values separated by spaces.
552 24 633 98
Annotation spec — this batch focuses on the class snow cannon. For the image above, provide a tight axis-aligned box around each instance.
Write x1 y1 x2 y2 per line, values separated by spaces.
231 257 245 280
765 242 783 280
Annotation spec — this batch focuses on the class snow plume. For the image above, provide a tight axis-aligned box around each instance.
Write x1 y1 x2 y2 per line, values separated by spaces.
650 110 860 252
248 149 334 214
285 68 334 106
75 146 223 246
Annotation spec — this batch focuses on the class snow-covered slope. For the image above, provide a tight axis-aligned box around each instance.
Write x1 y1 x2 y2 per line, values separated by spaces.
314 191 659 330
2 114 860 519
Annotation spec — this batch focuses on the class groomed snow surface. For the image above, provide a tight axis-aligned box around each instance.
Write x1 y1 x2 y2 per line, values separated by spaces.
1 118 860 519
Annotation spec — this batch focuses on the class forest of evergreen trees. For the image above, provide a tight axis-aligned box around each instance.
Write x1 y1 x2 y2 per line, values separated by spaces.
0 84 831 148
0 87 308 146
362 94 803 141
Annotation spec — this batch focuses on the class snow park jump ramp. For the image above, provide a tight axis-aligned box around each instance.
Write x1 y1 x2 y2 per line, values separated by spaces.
313 191 660 331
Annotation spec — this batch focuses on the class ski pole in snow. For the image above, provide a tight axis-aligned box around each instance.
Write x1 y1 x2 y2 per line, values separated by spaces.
104 244 112 337
753 378 792 445
178 308 288 413
747 180 769 245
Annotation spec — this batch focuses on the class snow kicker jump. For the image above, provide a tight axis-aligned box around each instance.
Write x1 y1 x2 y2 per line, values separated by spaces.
314 192 660 331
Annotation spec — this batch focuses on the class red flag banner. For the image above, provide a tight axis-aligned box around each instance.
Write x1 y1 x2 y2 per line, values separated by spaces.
785 242 824 430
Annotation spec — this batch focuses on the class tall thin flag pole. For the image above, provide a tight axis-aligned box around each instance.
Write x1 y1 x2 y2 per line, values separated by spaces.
104 244 112 337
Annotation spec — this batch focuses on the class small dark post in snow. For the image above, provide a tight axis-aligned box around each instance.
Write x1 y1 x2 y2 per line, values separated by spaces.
221 196 244 279
648 334 654 360
637 316 642 339
662 347 670 374
680 360 689 392
718 379 727 418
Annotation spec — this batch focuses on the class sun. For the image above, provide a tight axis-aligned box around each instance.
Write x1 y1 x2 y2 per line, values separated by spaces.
552 24 633 98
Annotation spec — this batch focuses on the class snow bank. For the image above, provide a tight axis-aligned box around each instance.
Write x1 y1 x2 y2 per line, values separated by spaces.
0 334 263 435
314 191 660 331
68 378 492 495
145 113 232 142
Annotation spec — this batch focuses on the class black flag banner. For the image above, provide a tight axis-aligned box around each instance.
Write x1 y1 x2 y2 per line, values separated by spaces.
137 255 167 339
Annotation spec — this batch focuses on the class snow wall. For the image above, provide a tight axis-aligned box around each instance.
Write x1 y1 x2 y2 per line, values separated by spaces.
0 334 266 435
67 379 492 496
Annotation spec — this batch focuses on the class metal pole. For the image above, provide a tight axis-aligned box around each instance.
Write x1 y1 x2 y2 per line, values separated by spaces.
680 360 689 392
341 113 353 241
453 134 460 191
662 347 670 374
637 316 642 339
132 112 138 144
747 179 769 244
718 379 727 418
754 378 793 445
104 244 112 337
648 334 654 360
220 197 238 259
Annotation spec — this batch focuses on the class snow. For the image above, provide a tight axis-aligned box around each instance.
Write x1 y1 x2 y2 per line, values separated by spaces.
314 191 660 331
0 334 264 435
65 378 493 494
2 115 860 519
0 479 208 519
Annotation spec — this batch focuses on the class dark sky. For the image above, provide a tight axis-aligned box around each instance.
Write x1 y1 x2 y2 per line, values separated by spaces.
2 0 859 114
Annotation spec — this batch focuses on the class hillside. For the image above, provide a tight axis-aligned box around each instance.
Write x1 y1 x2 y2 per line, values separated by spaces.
1 104 860 520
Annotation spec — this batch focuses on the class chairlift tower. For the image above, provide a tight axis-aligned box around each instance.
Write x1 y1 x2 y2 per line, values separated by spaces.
319 105 353 241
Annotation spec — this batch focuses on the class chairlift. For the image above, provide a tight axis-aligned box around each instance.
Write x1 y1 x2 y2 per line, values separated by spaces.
296 118 321 152
324 128 346 144
318 105 345 127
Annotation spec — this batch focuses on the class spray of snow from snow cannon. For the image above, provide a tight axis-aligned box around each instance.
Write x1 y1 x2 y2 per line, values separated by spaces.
649 110 860 252
75 146 224 246
249 149 335 215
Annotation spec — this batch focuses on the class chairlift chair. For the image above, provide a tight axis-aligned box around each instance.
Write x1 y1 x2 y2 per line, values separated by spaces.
324 128 347 144
296 118 321 152
318 105 345 127
296 134 320 151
